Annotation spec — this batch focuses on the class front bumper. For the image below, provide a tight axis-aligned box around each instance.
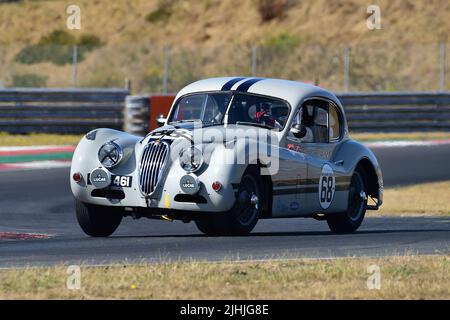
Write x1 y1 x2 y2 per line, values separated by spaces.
71 163 238 213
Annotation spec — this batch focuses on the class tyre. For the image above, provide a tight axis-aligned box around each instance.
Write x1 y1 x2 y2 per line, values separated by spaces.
194 218 219 236
75 199 123 237
326 166 367 234
195 167 264 236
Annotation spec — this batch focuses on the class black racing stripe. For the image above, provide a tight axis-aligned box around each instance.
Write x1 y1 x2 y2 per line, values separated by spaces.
235 78 264 92
336 176 351 184
273 180 297 188
274 178 317 187
273 183 349 195
273 186 318 195
335 184 349 192
221 77 246 91
274 176 350 188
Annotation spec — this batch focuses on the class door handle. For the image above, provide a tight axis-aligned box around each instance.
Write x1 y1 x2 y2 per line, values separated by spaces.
334 160 344 166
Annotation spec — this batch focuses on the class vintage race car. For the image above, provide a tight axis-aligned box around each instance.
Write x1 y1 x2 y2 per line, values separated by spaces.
71 77 383 237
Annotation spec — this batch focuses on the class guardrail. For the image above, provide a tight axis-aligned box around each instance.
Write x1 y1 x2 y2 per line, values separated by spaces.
338 92 450 131
0 89 449 134
0 88 129 134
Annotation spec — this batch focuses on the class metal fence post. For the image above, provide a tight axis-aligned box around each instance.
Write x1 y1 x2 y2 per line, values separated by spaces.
163 47 170 94
343 47 350 93
440 42 446 91
251 46 257 76
72 45 78 88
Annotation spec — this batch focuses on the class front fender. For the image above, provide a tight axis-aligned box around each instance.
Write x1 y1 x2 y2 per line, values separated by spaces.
70 128 141 199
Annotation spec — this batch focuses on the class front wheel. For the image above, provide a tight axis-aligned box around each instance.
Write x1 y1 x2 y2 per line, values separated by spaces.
75 199 123 237
195 167 264 236
326 167 367 234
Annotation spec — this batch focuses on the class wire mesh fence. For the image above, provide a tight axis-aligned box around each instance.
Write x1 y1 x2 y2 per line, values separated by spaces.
0 42 447 94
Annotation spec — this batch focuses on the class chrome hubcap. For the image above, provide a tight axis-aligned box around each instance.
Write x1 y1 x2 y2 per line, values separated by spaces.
360 190 367 201
250 193 259 210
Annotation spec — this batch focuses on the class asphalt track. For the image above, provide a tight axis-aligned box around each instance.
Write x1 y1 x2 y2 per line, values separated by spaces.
0 144 449 268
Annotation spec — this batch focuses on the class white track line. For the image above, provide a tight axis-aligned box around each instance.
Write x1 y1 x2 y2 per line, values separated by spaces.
365 139 450 148
0 160 71 171
0 145 75 152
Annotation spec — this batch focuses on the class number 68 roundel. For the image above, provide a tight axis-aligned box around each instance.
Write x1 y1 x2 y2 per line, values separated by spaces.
319 164 335 209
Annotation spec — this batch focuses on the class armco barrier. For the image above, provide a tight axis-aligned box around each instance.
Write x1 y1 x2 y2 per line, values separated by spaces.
1 89 450 135
0 88 129 134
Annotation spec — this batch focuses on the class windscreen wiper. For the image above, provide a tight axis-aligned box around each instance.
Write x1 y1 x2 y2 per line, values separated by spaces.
169 119 201 125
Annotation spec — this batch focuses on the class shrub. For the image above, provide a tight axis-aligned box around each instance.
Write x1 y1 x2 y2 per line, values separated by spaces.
145 0 176 24
264 32 301 52
78 34 102 49
14 30 102 66
256 0 290 22
77 34 102 62
38 29 77 45
12 73 47 87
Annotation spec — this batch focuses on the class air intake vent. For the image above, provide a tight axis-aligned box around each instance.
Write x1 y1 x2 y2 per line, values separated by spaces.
139 141 169 195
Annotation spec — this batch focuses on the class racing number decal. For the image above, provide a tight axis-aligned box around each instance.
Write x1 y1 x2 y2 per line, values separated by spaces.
320 176 333 202
319 164 335 209
112 175 132 188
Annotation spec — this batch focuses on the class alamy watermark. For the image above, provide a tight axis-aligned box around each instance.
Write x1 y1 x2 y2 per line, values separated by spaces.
66 4 81 30
66 265 81 290
161 125 281 175
366 264 381 290
367 5 382 30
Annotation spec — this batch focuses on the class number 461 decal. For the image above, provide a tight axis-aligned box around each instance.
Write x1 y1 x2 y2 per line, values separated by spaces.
111 175 132 188
319 164 335 209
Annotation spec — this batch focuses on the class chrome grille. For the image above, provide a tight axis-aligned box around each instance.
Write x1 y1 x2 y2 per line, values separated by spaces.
139 141 169 195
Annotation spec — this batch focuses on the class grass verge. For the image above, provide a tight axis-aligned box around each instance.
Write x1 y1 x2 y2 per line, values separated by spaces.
0 255 448 299
0 133 83 146
372 180 450 217
351 132 450 142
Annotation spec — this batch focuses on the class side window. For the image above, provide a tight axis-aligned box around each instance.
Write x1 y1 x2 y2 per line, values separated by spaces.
301 102 328 143
329 104 341 141
288 99 341 144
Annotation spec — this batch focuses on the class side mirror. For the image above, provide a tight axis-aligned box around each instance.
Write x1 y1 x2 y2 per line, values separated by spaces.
290 123 307 139
156 114 167 127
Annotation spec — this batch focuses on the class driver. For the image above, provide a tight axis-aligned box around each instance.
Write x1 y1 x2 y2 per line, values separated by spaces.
212 96 230 123
255 102 276 128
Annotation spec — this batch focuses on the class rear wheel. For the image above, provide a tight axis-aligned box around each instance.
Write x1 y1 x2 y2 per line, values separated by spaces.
326 167 367 234
75 199 123 237
195 167 264 236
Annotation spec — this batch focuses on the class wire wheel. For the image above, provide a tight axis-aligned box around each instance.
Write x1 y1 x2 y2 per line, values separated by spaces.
236 174 260 226
326 167 367 234
194 167 264 236
347 171 367 222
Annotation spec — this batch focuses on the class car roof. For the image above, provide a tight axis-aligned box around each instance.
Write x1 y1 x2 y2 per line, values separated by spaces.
175 77 342 109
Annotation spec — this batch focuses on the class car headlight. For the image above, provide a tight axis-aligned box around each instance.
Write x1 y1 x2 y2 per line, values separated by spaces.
98 141 123 168
179 146 203 173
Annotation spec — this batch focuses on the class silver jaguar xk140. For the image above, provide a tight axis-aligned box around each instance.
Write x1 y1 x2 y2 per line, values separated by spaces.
70 77 383 237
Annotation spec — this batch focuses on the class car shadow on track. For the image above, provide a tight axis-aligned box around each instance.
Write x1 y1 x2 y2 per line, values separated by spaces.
108 228 449 239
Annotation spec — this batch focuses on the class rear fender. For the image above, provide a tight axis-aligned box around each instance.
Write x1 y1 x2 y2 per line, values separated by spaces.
333 139 383 208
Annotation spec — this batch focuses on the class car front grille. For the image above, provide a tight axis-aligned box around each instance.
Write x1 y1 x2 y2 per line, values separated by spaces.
139 140 169 195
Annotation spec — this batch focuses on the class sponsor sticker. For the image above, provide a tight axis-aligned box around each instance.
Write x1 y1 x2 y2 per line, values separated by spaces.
289 201 300 211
